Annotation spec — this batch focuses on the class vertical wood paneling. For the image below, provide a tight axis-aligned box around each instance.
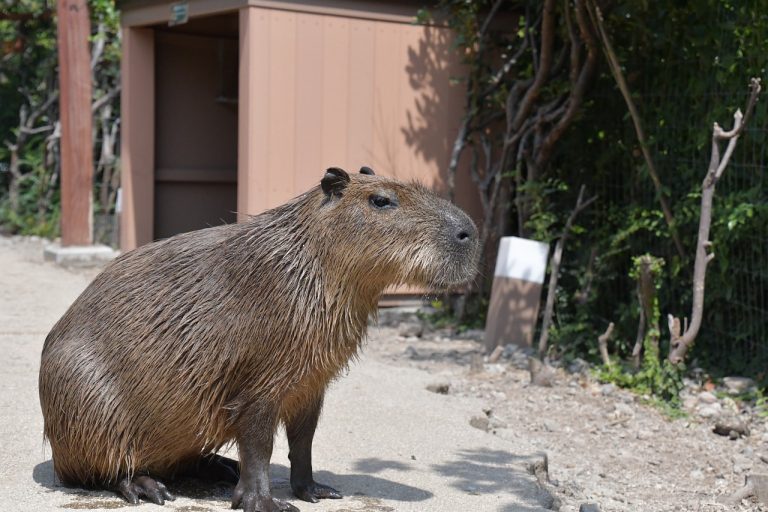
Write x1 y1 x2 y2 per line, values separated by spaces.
238 7 270 217
120 27 154 250
294 14 325 192
267 10 297 207
320 16 350 169
371 22 401 177
346 20 375 169
398 24 425 183
237 9 475 224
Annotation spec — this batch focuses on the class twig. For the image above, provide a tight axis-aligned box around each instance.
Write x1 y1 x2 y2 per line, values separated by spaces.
537 185 598 359
598 322 614 366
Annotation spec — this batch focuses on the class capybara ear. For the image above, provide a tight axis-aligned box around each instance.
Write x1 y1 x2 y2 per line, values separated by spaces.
321 167 350 197
359 166 375 175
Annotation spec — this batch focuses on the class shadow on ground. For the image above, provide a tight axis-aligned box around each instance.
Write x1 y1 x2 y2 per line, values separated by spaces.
432 448 558 511
33 459 432 509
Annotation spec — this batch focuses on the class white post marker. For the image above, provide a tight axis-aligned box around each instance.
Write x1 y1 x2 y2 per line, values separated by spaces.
484 236 550 351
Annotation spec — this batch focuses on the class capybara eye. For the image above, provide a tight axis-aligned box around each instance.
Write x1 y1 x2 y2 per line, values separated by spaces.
369 194 395 209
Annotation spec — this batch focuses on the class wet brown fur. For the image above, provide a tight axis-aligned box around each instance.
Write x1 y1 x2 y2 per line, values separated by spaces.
39 171 479 490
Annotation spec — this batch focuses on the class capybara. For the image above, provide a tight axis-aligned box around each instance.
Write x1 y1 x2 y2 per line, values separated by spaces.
39 167 479 512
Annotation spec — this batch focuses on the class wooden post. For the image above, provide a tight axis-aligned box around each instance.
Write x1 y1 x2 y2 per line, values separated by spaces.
57 0 93 246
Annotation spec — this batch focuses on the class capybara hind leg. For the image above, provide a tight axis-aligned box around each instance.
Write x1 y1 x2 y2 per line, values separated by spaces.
287 396 342 503
232 408 298 512
188 454 239 484
117 475 175 505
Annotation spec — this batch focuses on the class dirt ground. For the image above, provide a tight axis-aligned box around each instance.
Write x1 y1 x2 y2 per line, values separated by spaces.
367 322 768 512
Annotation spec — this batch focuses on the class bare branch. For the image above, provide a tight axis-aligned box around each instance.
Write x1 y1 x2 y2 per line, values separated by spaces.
512 0 556 132
668 78 761 364
538 185 597 358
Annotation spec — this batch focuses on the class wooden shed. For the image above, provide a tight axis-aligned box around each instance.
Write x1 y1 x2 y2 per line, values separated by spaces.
118 0 478 251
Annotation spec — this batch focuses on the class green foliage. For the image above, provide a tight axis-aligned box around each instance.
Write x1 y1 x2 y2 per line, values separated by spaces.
0 1 121 237
597 254 685 403
541 0 768 380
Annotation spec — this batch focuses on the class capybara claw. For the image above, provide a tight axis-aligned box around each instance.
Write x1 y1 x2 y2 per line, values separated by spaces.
232 492 298 512
117 475 175 505
293 481 342 502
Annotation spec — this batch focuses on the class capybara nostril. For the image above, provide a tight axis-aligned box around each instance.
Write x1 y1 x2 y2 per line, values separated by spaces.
456 230 471 243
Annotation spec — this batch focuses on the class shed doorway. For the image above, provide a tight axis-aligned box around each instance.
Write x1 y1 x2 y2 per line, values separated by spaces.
152 13 239 240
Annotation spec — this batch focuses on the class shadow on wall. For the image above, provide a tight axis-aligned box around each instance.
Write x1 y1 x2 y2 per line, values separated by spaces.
401 25 482 223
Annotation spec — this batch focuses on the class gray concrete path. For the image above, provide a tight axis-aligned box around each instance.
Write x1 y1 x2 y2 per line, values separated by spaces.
0 237 555 512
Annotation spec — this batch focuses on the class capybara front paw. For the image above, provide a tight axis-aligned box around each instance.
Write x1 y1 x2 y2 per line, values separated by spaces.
292 481 342 503
117 475 175 505
232 489 299 512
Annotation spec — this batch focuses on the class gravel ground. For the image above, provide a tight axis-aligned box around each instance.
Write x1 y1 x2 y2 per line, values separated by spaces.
367 325 768 511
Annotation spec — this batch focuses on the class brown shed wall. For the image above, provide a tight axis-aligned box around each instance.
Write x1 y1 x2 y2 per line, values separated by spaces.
120 1 480 250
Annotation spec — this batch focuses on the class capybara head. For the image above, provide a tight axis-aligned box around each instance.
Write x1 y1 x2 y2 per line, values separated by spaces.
313 167 479 290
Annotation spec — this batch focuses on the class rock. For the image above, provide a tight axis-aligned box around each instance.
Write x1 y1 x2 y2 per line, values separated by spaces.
690 469 705 480
398 321 423 338
404 346 419 359
612 402 635 417
490 391 507 400
579 505 601 512
542 420 558 432
759 453 768 465
698 402 722 419
470 415 490 432
600 383 616 396
454 328 484 340
698 391 719 404
636 429 653 440
713 422 750 438
426 382 450 395
529 357 556 387
484 363 506 374
568 358 590 375
487 345 504 363
723 376 756 395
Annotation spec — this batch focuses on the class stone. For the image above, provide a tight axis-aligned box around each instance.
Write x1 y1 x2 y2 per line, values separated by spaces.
398 321 423 338
426 382 450 395
690 469 705 480
600 383 616 396
487 345 504 363
43 243 117 267
697 391 718 404
698 402 722 418
579 504 601 512
723 376 756 395
529 357 556 387
542 420 558 432
404 346 419 359
568 358 590 374
713 422 750 438
636 430 653 440
469 415 490 432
